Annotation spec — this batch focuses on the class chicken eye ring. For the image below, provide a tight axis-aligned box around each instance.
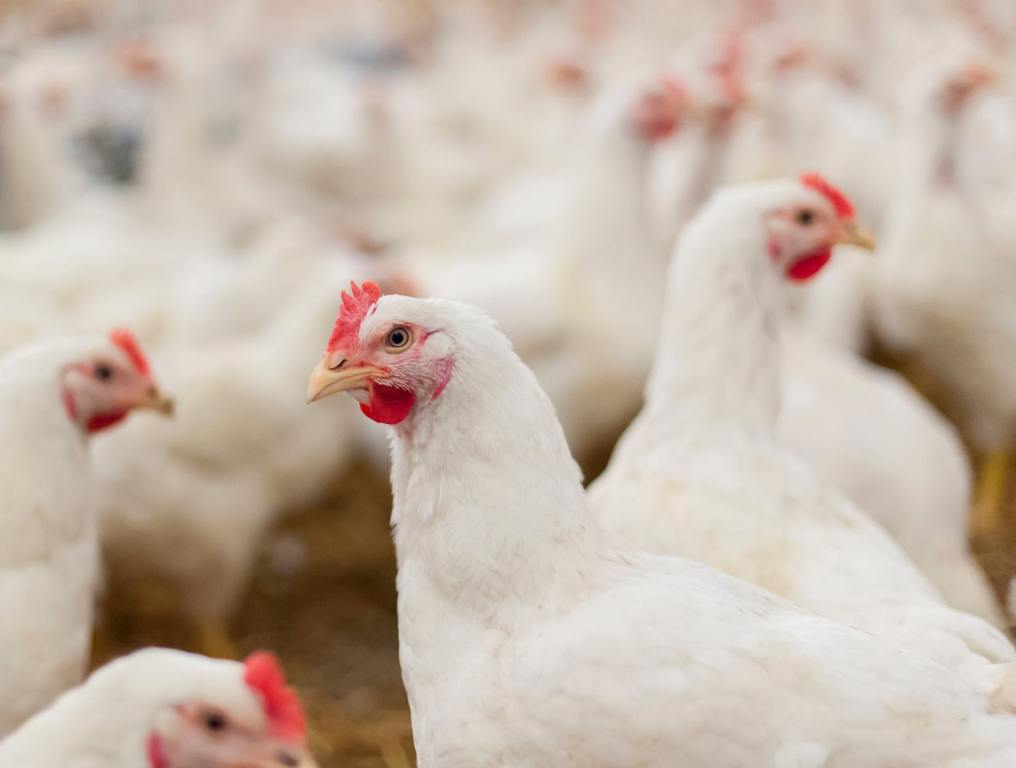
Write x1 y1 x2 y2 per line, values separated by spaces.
384 326 413 353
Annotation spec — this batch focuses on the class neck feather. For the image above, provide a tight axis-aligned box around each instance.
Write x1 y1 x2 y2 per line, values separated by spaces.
643 201 783 432
555 107 664 330
388 333 604 626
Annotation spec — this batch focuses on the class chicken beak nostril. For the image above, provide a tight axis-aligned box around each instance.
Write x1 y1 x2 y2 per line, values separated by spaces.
276 750 299 766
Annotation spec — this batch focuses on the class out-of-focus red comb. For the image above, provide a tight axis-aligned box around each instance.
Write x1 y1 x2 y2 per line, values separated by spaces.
711 33 746 106
243 651 307 741
327 280 382 354
109 328 150 375
713 33 743 77
800 172 855 220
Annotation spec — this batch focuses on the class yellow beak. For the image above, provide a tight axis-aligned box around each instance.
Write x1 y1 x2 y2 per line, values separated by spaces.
838 220 875 252
306 359 388 404
137 385 175 416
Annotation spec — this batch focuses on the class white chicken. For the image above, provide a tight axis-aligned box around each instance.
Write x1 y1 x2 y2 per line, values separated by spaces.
745 36 892 354
306 284 1016 767
0 648 318 768
642 49 998 626
874 56 1016 535
0 331 172 735
94 258 362 655
588 177 1015 684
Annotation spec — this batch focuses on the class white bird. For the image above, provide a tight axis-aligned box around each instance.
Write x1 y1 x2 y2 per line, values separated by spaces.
643 63 998 625
0 331 172 735
647 37 1000 626
0 647 318 768
94 260 361 656
306 283 1016 768
588 177 1015 684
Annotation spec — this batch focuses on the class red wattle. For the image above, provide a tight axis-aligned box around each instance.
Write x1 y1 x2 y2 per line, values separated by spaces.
147 734 168 768
86 411 128 433
786 247 832 282
361 382 416 425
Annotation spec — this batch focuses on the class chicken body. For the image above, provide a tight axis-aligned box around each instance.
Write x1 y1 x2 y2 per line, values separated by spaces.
0 342 105 733
780 329 1003 626
590 181 1014 681
626 55 999 621
311 292 1016 768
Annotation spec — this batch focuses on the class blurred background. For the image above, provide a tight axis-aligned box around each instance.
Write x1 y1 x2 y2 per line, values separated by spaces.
0 0 1015 765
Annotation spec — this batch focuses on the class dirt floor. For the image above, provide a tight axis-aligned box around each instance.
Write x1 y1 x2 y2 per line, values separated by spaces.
91 432 1016 768
973 525 1016 617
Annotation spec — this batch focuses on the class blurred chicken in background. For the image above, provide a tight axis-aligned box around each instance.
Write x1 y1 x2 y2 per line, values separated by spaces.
0 0 1015 765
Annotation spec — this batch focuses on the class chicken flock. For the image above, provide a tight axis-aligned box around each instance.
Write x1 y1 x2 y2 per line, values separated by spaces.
2 0 1016 766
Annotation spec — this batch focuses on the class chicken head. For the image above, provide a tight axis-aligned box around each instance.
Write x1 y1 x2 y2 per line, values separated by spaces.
61 328 173 433
765 173 875 282
148 652 316 768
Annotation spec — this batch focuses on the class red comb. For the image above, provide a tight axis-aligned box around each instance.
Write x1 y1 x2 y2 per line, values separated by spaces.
326 280 382 354
109 328 150 375
713 33 743 76
243 652 307 741
712 33 746 105
800 172 855 220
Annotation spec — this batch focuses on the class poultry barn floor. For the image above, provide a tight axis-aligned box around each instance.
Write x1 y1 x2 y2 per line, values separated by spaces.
973 512 1016 620
91 443 1016 768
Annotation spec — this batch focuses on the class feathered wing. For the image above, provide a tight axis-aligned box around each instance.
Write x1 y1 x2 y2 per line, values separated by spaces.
0 537 96 735
591 428 1014 676
0 346 98 735
779 331 1003 627
454 558 1016 767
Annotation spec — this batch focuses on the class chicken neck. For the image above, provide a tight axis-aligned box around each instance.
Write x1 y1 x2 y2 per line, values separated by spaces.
387 327 612 631
641 196 785 435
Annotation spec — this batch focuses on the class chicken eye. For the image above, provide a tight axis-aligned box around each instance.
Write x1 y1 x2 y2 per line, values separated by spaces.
796 209 815 226
203 712 228 732
384 326 413 353
94 364 114 382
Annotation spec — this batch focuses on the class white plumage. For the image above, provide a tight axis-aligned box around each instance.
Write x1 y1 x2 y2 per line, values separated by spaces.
0 341 99 735
875 56 1016 453
589 180 1013 684
0 336 168 734
0 647 315 768
401 73 683 461
780 328 1003 627
94 257 362 633
4 3 1016 763
310 291 1016 768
